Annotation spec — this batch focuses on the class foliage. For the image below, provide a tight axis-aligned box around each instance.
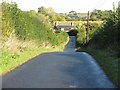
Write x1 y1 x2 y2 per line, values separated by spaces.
65 15 80 21
1 2 69 75
2 2 17 41
57 9 112 21
77 5 119 52
1 46 65 75
76 24 86 45
76 22 101 45
76 5 119 87
90 9 112 21
90 5 119 52
2 2 68 47
55 14 65 21
68 11 77 15
38 6 66 22
77 47 119 87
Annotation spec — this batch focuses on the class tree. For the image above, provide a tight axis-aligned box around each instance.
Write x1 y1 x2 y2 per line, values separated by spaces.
90 9 111 21
38 6 46 14
38 7 54 23
69 11 77 15
55 14 65 21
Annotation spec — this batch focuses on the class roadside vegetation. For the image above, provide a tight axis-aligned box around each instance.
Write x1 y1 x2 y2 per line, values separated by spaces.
53 9 112 21
1 2 69 75
1 1 119 87
76 5 119 87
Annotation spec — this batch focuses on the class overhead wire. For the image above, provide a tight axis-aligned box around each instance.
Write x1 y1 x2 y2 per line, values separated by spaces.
92 0 106 11
93 0 104 9
96 0 106 10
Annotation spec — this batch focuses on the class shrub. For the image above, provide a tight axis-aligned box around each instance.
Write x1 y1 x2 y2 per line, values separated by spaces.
1 2 68 48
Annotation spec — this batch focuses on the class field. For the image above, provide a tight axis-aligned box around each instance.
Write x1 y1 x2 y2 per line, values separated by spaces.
56 21 103 26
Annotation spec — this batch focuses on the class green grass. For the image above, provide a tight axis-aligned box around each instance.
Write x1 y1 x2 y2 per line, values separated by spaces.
1 47 63 76
1 36 69 76
77 47 119 87
1 2 70 76
56 21 103 26
1 48 55 75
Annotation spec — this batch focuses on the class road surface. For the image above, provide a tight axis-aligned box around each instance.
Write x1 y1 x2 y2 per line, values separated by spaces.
2 36 116 88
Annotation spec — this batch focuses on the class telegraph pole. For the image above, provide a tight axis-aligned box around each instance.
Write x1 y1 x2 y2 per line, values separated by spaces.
86 11 89 48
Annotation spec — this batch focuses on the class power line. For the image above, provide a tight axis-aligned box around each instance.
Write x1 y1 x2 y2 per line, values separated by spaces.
96 0 106 10
92 0 106 11
93 0 104 9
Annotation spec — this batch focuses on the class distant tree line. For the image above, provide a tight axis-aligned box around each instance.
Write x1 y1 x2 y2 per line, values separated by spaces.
90 9 112 21
38 7 113 21
38 6 66 22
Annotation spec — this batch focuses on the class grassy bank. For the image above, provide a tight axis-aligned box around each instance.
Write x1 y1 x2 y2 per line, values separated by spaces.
1 36 69 76
1 47 58 75
76 47 119 87
1 2 69 76
76 6 119 87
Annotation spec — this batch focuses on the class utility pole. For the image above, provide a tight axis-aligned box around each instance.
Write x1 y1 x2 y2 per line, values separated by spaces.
86 11 89 48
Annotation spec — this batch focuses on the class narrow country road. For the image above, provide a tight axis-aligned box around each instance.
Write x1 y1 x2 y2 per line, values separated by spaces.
2 36 115 88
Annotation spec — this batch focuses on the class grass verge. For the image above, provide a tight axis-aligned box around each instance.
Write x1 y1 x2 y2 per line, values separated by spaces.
1 37 69 76
1 47 58 75
76 47 119 87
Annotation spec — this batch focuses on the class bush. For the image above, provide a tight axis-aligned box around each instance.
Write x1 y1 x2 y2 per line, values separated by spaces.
76 22 101 46
1 2 68 48
76 25 86 45
90 6 119 51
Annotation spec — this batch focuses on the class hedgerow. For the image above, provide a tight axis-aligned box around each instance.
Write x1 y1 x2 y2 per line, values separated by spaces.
1 2 68 48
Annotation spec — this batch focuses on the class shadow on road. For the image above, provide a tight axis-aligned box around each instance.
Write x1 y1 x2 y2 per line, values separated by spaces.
2 36 116 88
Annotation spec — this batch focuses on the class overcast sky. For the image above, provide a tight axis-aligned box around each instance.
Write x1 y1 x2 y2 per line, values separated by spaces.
1 0 120 13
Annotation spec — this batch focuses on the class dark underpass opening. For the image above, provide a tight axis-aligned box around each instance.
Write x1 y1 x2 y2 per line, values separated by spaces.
67 29 78 36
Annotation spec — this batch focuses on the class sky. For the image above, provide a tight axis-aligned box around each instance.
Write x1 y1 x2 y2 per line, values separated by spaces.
1 0 120 13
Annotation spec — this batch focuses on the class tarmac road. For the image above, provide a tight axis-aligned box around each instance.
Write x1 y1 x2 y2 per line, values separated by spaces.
2 36 116 88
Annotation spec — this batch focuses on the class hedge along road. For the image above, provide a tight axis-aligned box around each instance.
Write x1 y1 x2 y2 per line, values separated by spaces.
2 36 116 88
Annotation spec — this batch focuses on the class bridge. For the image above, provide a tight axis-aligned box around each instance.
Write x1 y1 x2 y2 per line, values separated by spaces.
54 22 78 36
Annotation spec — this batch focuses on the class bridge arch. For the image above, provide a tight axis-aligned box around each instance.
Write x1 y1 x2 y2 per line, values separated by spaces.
67 29 78 36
